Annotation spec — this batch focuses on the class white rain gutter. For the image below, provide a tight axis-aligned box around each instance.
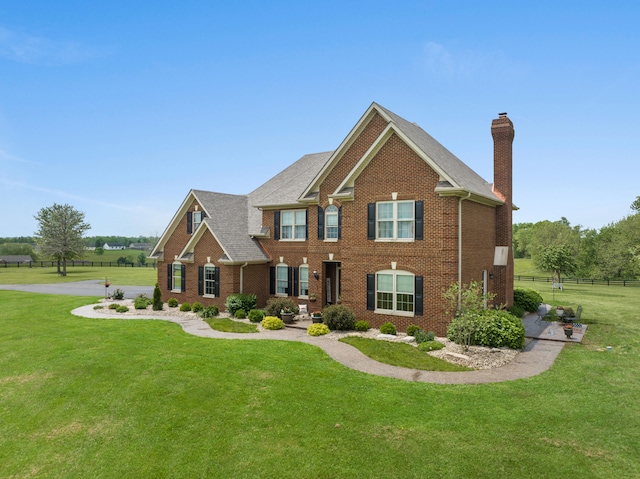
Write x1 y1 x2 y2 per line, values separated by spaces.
458 192 472 308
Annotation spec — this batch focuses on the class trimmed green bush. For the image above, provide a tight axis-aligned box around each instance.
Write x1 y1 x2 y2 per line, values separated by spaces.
234 309 247 319
265 297 299 318
179 303 192 312
152 283 163 311
200 305 219 318
323 305 356 331
447 309 525 350
513 287 543 313
248 309 265 323
418 340 445 352
261 316 285 330
93 305 103 310
406 324 420 336
167 298 178 308
307 323 330 336
413 329 428 344
225 293 257 316
508 304 526 318
354 320 370 331
108 303 119 310
116 305 129 313
379 322 397 335
112 288 125 300
191 302 204 313
134 294 151 310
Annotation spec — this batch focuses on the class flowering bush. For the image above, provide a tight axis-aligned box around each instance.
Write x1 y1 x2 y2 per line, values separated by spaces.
261 316 285 330
307 324 330 336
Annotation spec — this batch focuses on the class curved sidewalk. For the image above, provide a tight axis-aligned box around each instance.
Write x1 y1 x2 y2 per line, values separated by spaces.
72 304 564 385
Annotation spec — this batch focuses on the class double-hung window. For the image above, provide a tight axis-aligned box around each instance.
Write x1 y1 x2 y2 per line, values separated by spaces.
276 264 289 295
281 210 307 240
204 265 216 296
325 205 339 240
193 211 204 231
376 271 415 314
299 265 309 296
377 200 415 240
172 263 183 293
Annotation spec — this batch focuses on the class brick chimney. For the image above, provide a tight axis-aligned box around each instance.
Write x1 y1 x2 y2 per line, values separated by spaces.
491 113 514 307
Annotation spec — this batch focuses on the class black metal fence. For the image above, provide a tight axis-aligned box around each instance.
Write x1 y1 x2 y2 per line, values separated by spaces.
515 275 639 287
1 260 156 268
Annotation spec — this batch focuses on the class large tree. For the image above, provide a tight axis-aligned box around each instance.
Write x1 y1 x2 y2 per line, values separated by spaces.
34 203 91 276
535 244 577 282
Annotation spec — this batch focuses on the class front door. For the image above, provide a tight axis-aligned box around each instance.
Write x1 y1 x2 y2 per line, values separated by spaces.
323 262 341 306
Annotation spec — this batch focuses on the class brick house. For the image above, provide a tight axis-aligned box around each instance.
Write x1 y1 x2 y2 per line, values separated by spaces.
149 103 515 334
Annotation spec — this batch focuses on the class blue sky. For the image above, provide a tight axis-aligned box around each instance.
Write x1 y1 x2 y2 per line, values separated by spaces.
1 1 639 237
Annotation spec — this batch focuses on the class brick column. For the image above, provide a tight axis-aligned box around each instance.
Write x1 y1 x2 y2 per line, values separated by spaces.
491 113 514 307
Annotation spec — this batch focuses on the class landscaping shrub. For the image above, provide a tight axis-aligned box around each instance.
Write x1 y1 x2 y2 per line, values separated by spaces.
513 287 543 313
322 304 356 331
93 305 103 310
167 298 178 308
225 293 257 316
307 323 330 336
116 305 129 313
354 320 370 331
191 302 204 313
447 309 525 350
413 329 427 344
200 305 219 318
418 340 445 352
406 324 420 336
261 316 284 330
152 283 163 311
379 322 397 335
265 297 299 318
108 303 119 310
248 309 265 323
234 309 247 319
134 294 151 310
508 304 526 318
179 303 192 312
112 288 125 300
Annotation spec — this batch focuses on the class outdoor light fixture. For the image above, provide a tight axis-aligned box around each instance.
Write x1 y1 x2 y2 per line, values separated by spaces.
489 272 494 280
313 270 319 280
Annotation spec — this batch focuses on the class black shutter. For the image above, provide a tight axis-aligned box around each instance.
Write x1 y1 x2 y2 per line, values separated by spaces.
367 203 376 240
181 264 186 292
198 266 204 296
187 211 193 234
415 276 424 316
304 209 308 240
167 264 172 291
274 211 280 240
269 267 276 295
338 206 343 240
287 267 293 296
415 200 424 241
293 267 299 297
317 206 324 240
366 273 375 310
214 267 220 297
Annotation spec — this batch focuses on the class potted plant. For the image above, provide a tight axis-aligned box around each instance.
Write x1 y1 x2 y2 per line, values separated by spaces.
309 292 317 302
311 311 323 323
555 306 564 318
563 323 573 338
280 307 295 324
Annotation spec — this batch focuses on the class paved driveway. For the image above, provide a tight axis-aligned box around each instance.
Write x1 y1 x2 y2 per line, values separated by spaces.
0 280 153 299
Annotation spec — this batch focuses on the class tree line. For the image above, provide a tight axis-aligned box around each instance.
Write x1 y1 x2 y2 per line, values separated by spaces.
514 197 640 281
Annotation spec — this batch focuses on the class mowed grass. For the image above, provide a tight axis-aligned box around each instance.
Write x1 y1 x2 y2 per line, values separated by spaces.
0 263 157 286
1 269 639 477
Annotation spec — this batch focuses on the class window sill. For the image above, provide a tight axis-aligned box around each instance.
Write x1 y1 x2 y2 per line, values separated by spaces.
278 239 307 242
203 294 216 299
323 238 339 243
171 289 183 294
374 309 415 317
374 238 415 243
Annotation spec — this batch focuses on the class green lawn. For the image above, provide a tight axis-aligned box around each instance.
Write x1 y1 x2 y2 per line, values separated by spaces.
0 264 157 286
1 273 639 477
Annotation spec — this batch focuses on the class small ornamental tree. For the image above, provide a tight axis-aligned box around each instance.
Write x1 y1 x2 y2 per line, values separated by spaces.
152 283 163 311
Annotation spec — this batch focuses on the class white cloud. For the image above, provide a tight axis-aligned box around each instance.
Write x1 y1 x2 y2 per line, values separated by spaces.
0 26 96 65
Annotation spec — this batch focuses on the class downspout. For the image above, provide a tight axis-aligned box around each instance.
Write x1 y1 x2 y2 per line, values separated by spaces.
239 262 248 293
458 192 472 309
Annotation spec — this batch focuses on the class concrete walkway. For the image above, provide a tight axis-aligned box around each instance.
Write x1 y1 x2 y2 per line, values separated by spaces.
72 304 565 385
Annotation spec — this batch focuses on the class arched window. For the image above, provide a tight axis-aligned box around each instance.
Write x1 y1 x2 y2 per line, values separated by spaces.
325 205 339 239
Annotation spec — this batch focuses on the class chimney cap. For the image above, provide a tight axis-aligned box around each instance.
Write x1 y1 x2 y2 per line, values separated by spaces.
498 112 508 118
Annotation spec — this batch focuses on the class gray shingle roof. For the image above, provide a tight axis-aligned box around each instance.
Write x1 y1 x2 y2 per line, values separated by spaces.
376 104 501 203
192 190 270 263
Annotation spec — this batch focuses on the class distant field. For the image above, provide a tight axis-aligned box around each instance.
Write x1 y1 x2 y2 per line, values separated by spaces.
0 264 157 286
513 258 542 276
